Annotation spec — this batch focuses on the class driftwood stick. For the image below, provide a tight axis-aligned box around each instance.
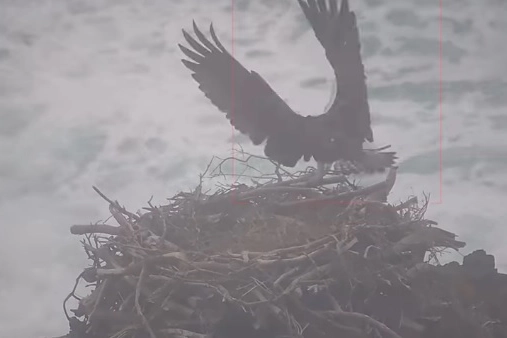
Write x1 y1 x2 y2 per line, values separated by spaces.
256 244 333 268
96 252 189 277
278 167 397 208
325 310 403 338
223 228 337 261
261 233 337 257
267 173 347 188
282 263 332 295
237 186 322 200
286 294 366 337
92 186 141 221
135 264 156 338
294 173 348 188
109 204 135 233
273 267 300 289
198 186 322 211
159 328 208 338
70 224 121 236
92 186 140 221
276 180 388 208
199 173 347 210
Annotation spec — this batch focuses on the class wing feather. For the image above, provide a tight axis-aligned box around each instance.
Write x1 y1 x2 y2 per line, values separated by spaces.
192 21 222 53
179 44 205 63
298 0 373 143
182 29 211 56
317 0 327 13
179 22 308 167
209 24 228 52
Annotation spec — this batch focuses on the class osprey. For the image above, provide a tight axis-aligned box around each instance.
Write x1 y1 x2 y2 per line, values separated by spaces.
179 0 396 183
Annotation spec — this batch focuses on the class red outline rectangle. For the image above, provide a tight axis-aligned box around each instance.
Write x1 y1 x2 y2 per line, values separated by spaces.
229 0 443 206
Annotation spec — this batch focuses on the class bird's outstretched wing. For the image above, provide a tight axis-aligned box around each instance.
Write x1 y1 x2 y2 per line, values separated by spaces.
297 0 373 143
179 22 309 167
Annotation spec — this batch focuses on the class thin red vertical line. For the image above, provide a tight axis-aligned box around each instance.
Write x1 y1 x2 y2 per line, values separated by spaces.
438 0 443 204
231 0 236 186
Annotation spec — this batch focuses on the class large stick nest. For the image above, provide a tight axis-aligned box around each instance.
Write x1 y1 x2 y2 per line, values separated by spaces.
55 154 507 338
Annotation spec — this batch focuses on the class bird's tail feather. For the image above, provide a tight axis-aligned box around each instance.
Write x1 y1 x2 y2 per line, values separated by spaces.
357 150 397 173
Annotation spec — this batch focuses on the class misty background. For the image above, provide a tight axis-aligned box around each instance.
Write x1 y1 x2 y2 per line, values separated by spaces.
1 0 506 336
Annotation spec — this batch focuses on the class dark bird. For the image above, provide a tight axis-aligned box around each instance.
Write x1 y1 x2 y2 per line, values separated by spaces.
178 0 396 183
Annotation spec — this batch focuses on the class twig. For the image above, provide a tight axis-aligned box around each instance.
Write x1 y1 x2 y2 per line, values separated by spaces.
92 186 140 221
63 270 86 321
109 204 135 233
159 328 208 338
135 264 156 338
256 245 334 268
325 310 403 338
282 263 332 296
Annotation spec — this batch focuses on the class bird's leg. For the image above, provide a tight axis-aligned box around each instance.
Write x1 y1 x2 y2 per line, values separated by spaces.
306 162 327 186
